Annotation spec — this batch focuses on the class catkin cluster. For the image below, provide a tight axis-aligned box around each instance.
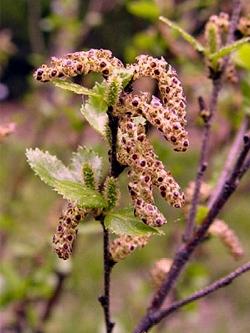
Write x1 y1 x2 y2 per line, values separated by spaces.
34 49 189 261
52 203 90 260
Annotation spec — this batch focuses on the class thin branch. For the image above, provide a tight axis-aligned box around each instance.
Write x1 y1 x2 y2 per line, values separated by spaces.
134 132 250 333
98 106 124 333
183 97 209 242
209 117 249 208
134 262 250 332
99 219 115 333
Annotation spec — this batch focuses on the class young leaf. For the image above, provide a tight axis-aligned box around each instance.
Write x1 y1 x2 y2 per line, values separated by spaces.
159 16 205 53
26 148 106 208
104 207 164 236
81 103 108 136
53 179 106 208
81 82 108 136
26 148 74 187
209 37 250 62
52 79 97 96
69 146 103 183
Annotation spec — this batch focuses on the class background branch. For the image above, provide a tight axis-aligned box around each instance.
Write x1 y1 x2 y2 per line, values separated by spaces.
134 262 250 332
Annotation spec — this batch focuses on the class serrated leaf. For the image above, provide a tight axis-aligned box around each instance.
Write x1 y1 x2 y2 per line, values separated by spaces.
26 148 106 208
81 103 108 136
53 179 106 208
159 16 205 53
52 79 97 95
104 207 164 236
127 1 160 21
88 82 108 113
69 146 103 183
209 37 250 62
81 81 108 135
26 148 75 187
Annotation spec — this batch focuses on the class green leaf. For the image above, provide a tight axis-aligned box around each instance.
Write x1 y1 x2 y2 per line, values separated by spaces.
26 148 75 187
159 16 205 53
127 1 160 21
53 179 106 208
104 207 164 236
26 148 106 208
209 37 250 62
81 81 108 136
52 79 97 95
233 43 250 70
69 146 103 183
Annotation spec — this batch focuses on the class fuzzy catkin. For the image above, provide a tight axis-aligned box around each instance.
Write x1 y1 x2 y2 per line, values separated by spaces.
128 55 187 125
209 219 244 260
237 16 250 37
33 49 124 82
117 114 185 209
116 92 189 152
52 203 89 260
109 234 150 262
128 169 167 227
150 258 173 287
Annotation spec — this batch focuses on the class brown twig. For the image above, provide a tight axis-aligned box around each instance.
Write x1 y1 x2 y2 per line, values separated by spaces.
134 261 250 331
99 219 115 333
209 117 249 208
183 96 209 242
98 106 124 333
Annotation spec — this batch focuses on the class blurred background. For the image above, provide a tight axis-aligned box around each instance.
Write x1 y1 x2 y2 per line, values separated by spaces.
0 0 249 332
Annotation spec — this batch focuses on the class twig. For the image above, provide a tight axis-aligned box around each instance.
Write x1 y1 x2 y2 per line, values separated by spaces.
133 131 250 333
209 117 249 208
183 96 209 242
134 262 250 332
99 219 115 333
98 106 124 333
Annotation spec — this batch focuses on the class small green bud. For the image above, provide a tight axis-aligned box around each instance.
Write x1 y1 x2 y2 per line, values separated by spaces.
103 176 120 210
83 163 95 190
105 76 123 106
